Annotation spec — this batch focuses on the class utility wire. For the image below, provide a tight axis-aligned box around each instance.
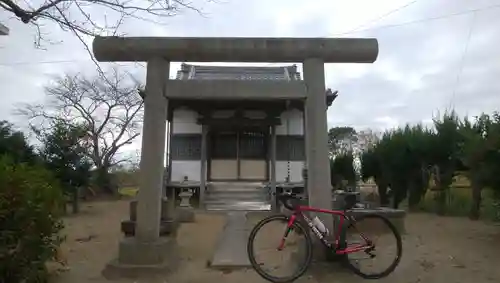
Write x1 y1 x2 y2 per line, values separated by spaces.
333 2 500 36
262 1 419 68
449 11 476 109
340 0 420 35
0 59 145 68
1 3 500 67
0 59 86 66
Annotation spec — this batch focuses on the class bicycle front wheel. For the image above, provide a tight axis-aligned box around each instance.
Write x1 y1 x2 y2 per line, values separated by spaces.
247 214 313 283
343 213 402 279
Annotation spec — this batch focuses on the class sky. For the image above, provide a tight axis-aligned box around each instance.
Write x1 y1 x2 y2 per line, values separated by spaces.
1 0 500 157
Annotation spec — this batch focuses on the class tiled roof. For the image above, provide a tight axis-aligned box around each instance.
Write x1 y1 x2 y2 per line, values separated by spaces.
169 63 337 108
176 63 301 81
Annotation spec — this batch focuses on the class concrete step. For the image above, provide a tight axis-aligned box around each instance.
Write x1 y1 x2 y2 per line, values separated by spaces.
206 190 268 198
205 181 271 211
208 182 265 191
210 181 264 186
209 187 265 193
204 197 270 205
205 198 270 204
206 201 271 211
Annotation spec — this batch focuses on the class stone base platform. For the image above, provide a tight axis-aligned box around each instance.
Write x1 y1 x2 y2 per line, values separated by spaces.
177 207 195 223
346 207 406 233
121 219 178 237
102 237 178 280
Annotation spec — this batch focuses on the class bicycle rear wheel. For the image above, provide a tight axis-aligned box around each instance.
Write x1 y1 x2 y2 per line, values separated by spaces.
247 214 313 283
343 213 402 279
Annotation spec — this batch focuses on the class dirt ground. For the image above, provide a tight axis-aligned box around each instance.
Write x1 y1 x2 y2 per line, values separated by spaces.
49 200 500 283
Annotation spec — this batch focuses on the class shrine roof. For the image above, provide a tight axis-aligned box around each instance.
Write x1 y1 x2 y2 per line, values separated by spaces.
176 63 301 81
140 63 338 106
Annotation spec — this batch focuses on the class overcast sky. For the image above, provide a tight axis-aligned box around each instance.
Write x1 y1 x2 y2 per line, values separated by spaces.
1 0 500 156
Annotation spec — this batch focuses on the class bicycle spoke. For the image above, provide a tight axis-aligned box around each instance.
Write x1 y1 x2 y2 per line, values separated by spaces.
343 214 403 279
247 215 313 283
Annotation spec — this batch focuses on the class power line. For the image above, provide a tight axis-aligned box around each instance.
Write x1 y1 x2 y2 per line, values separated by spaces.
340 0 420 35
333 2 500 36
0 59 87 66
2 3 500 67
449 11 477 109
0 58 146 67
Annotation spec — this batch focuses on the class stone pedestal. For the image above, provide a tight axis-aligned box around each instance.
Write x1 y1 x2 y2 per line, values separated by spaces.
103 237 179 279
119 237 176 265
177 188 195 223
122 198 178 237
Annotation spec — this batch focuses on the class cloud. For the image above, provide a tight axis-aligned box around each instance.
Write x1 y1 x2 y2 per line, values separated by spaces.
326 0 500 131
1 0 500 155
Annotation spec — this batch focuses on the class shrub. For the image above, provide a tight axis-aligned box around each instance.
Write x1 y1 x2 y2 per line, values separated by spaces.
0 155 65 283
418 186 500 221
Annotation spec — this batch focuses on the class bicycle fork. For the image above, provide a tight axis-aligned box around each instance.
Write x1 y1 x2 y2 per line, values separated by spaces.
277 214 297 251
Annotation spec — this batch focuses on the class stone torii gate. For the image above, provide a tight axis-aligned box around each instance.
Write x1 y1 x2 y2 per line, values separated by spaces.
92 36 379 272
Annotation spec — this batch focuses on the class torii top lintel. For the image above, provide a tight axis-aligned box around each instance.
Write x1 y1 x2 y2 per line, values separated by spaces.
92 36 379 63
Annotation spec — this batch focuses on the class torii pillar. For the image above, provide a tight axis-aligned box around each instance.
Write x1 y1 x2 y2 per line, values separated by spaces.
92 36 379 272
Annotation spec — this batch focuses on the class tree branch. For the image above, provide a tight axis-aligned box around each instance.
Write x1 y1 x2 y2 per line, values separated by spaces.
1 0 210 42
17 67 144 175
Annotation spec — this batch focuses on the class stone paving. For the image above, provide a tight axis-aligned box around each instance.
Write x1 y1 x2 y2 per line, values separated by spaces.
209 212 252 269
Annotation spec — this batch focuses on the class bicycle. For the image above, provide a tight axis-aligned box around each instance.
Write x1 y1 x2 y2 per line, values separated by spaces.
247 191 402 282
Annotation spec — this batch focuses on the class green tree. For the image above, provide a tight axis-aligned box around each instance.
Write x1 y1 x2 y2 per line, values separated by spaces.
0 120 38 164
328 126 357 155
360 148 390 206
399 125 433 210
358 111 500 217
483 113 500 199
458 114 500 219
429 111 462 215
363 124 433 209
40 122 92 213
0 156 64 283
330 151 356 189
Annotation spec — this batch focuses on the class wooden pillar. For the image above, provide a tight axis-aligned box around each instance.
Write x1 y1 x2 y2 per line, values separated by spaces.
166 116 175 217
167 120 173 183
270 125 278 212
302 109 308 197
200 125 208 207
166 121 172 197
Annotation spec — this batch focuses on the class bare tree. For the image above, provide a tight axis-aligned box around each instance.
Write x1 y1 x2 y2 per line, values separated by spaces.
0 0 212 82
18 67 144 194
0 0 209 46
355 129 381 154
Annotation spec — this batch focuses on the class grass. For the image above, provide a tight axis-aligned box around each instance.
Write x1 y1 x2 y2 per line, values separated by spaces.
418 186 500 221
117 186 138 197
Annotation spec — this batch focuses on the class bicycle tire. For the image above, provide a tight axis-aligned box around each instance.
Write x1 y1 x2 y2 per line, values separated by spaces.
343 213 403 279
247 214 313 283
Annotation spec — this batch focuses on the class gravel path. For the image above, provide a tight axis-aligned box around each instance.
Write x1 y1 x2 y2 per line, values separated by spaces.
50 200 500 283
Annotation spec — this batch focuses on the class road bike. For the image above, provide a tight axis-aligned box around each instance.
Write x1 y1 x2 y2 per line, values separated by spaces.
247 192 402 282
